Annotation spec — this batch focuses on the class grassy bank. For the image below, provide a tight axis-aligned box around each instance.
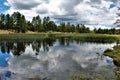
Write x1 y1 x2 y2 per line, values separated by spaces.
103 45 120 80
0 33 118 43
69 73 106 80
104 45 120 66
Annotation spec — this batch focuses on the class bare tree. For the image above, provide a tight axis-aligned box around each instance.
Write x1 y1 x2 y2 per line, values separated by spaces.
114 3 120 27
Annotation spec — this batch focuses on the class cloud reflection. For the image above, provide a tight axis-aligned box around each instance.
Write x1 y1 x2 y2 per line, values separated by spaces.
6 42 116 80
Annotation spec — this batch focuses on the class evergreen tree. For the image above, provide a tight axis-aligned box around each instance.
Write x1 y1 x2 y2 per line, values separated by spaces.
26 21 31 30
31 17 36 31
5 14 11 30
48 21 57 31
43 16 50 31
65 22 71 32
11 12 27 33
31 15 43 32
58 22 65 32
21 15 27 33
36 15 43 32
0 14 5 29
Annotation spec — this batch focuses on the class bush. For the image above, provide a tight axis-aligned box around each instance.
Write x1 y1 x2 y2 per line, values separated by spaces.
104 48 113 53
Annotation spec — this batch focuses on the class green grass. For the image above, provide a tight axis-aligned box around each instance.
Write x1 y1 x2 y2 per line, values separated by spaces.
104 46 120 58
0 34 49 41
68 72 114 80
0 33 118 43
104 45 120 67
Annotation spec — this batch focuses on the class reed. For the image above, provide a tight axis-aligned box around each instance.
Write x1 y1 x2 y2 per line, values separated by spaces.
0 33 118 43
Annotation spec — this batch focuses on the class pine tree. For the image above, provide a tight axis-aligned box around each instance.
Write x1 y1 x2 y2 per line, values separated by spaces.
48 21 57 31
0 14 5 29
43 16 50 31
21 15 27 33
5 14 11 30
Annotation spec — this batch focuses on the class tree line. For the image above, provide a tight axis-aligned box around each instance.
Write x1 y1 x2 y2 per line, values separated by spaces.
0 12 90 33
94 28 120 34
0 11 119 34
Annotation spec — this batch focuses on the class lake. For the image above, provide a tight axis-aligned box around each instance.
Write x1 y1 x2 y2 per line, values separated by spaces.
0 38 117 80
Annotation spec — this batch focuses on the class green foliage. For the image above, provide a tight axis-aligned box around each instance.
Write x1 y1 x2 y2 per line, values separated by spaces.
104 45 120 58
5 14 11 29
104 49 113 53
0 33 117 44
94 28 120 34
116 73 120 80
69 73 106 80
104 45 120 67
0 14 5 29
11 12 27 33
0 12 106 33
48 21 57 31
31 15 43 32
114 68 120 80
75 24 90 33
43 16 50 31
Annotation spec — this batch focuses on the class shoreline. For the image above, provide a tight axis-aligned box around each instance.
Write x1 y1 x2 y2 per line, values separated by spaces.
0 30 120 43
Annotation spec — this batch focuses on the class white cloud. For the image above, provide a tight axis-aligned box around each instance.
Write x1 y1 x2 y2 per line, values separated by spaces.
75 0 118 25
4 0 120 27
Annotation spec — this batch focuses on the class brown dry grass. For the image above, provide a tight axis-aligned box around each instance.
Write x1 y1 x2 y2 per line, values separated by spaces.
0 30 14 34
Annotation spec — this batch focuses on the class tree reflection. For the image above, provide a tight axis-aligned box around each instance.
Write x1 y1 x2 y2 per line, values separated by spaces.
0 37 112 56
13 42 26 55
1 42 6 53
0 38 56 55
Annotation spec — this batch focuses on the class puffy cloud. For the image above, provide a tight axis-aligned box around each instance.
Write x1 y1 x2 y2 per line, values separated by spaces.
58 0 81 14
4 0 120 27
35 5 48 14
74 0 118 25
5 0 46 10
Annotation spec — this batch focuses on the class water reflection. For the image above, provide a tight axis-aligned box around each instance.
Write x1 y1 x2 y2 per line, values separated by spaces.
0 38 117 80
0 51 11 67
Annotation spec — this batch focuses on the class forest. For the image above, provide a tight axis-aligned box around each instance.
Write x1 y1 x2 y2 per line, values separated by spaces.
0 11 120 34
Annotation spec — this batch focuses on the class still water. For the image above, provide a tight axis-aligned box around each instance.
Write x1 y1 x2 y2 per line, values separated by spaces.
0 38 117 80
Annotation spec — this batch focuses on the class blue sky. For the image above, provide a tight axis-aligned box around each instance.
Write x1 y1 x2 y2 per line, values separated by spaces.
0 0 120 28
0 0 9 13
109 3 116 9
0 50 11 67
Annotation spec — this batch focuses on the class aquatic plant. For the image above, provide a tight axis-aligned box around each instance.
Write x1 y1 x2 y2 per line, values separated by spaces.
69 73 106 80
